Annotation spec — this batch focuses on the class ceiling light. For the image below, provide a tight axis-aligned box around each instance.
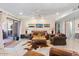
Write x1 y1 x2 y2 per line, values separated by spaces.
56 12 59 15
19 12 23 15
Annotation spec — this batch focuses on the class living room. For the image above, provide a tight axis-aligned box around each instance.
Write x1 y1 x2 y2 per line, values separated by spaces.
0 3 79 56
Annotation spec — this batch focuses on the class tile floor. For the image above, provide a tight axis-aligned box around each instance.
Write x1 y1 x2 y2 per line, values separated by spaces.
1 39 79 56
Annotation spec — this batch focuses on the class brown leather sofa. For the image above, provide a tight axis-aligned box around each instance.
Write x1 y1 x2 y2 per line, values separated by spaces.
49 47 79 56
50 33 66 45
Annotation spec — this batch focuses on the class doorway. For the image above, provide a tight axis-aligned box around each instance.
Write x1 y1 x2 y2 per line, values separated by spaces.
55 22 60 33
65 20 75 39
2 19 20 40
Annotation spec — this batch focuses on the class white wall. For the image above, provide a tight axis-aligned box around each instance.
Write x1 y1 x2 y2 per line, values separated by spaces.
0 13 4 48
75 19 79 33
20 15 55 34
59 18 79 34
60 21 66 34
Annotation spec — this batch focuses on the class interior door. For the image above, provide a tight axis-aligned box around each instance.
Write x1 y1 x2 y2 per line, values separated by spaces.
66 21 73 39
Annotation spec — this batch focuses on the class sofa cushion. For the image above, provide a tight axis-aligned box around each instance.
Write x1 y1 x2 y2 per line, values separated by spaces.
49 47 79 56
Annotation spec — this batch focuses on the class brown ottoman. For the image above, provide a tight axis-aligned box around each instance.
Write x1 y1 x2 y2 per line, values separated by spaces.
24 50 45 56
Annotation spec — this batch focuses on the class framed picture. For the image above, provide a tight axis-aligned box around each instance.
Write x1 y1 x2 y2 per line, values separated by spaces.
36 24 43 28
28 24 35 28
44 24 50 27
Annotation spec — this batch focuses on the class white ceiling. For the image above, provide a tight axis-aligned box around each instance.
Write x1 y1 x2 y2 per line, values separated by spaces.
0 3 78 16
